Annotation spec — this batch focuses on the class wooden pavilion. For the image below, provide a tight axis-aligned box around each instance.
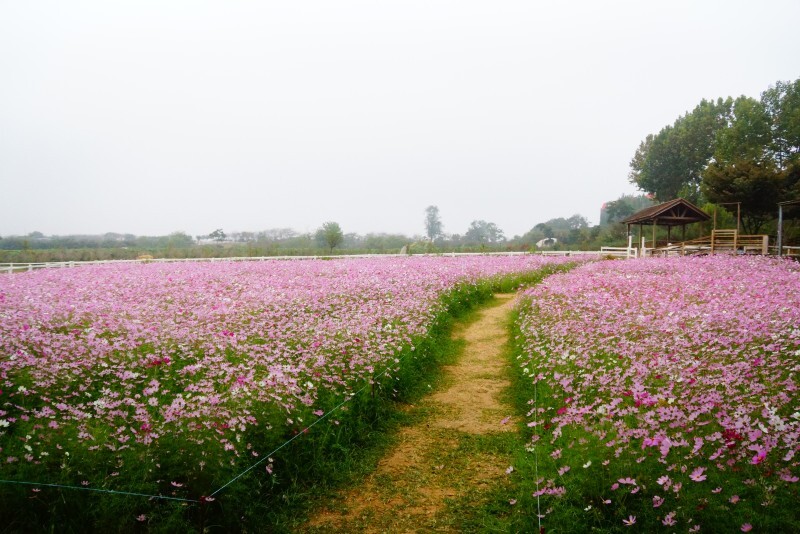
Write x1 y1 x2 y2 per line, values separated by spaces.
620 198 711 249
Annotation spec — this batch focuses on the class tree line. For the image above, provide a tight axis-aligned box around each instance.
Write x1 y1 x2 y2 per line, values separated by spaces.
629 78 800 234
0 199 652 263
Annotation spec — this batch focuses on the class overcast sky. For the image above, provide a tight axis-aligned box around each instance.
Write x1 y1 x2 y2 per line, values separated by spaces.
1 1 799 239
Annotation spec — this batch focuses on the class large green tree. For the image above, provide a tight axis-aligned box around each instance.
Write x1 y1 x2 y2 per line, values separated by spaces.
762 79 800 168
701 84 800 233
629 98 732 202
701 159 787 234
713 96 772 163
632 78 800 235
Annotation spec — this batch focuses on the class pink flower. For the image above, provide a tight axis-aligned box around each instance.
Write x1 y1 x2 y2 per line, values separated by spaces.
729 495 740 504
662 511 677 526
136 514 147 522
622 515 636 526
689 467 707 482
652 495 664 508
741 524 752 532
618 477 637 485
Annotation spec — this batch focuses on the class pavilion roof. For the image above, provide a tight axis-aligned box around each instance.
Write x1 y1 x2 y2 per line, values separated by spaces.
620 198 710 227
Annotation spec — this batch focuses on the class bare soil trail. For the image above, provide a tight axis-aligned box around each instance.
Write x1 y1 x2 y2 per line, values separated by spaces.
302 294 518 533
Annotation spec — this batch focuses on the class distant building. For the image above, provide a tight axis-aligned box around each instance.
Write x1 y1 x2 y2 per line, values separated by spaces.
536 237 557 248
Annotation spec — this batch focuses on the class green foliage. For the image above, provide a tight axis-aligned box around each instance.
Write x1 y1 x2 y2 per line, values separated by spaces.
208 229 226 242
601 195 655 225
630 77 800 237
714 96 772 163
463 220 505 245
315 222 344 253
629 98 732 202
702 159 792 233
424 205 443 241
762 79 800 168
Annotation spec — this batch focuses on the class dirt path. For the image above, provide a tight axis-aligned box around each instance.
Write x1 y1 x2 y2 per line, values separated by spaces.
303 294 518 533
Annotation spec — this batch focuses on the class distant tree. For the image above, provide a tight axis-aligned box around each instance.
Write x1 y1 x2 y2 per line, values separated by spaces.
602 196 654 225
230 231 256 242
534 223 554 239
565 214 589 230
603 200 636 224
464 220 505 244
424 206 443 241
28 231 45 239
259 228 298 242
208 229 226 242
316 222 343 252
362 233 409 251
167 231 194 248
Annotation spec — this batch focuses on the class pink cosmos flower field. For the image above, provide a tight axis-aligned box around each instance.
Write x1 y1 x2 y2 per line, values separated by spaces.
0 255 573 504
515 255 800 531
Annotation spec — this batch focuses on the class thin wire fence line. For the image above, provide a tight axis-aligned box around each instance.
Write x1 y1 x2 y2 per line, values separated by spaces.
2 288 526 506
209 353 407 497
0 346 410 504
0 478 199 503
534 363 542 533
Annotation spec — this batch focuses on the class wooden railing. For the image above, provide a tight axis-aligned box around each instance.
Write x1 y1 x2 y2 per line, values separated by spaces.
650 232 769 257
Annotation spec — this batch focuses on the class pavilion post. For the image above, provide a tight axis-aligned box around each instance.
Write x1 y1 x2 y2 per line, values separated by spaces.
652 219 658 249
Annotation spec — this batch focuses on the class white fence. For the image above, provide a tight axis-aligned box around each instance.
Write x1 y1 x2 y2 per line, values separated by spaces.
1 249 648 275
0 251 528 274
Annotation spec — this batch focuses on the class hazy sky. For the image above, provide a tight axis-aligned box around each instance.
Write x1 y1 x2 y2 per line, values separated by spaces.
2 1 799 239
